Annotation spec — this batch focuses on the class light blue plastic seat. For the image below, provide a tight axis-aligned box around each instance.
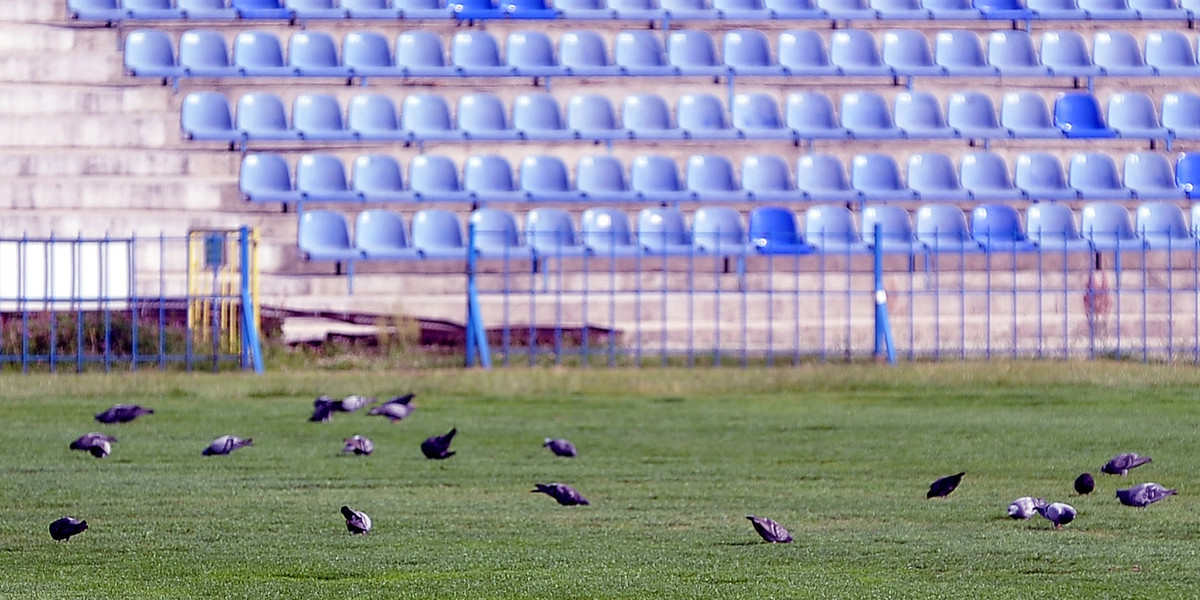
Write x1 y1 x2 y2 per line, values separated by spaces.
1000 92 1063 139
660 0 716 18
841 91 904 139
715 0 772 18
125 0 183 18
960 151 1024 200
692 206 749 255
922 0 980 19
882 30 943 78
343 32 400 79
829 30 891 76
893 91 955 139
852 153 917 200
742 154 799 202
872 0 931 19
1014 151 1078 200
630 155 692 203
818 0 878 19
525 208 589 258
1080 202 1145 251
1144 31 1200 76
342 0 402 17
677 93 739 140
908 153 971 201
787 92 851 140
236 92 299 140
797 153 860 203
861 204 921 253
451 31 510 77
296 154 359 203
179 0 239 19
1028 0 1086 18
567 94 629 142
764 0 826 18
299 210 363 262
1093 31 1152 76
463 155 524 203
457 93 520 141
614 30 672 76
233 0 293 18
686 154 748 202
667 30 728 77
1123 152 1183 200
124 29 181 79
1069 152 1132 199
1054 93 1116 139
623 94 684 140
947 92 1009 141
506 31 565 77
723 29 785 76
396 31 452 78
1161 92 1200 141
986 30 1049 76
239 153 302 204
469 209 534 260
934 30 997 76
411 209 467 260
402 94 464 142
916 204 983 253
68 0 128 21
1107 92 1168 142
1136 202 1192 249
409 155 465 203
971 204 1037 251
581 207 641 257
556 0 616 18
577 155 637 203
512 93 573 141
749 206 813 255
1040 30 1100 77
1079 0 1137 17
1026 203 1091 252
287 0 348 18
559 30 618 77
733 93 795 141
233 31 292 77
1178 153 1200 199
776 29 839 76
347 94 404 142
519 155 582 202
179 30 236 77
289 31 348 78
638 207 693 255
351 154 414 203
293 94 352 141
356 210 420 260
1130 0 1187 18
805 204 870 254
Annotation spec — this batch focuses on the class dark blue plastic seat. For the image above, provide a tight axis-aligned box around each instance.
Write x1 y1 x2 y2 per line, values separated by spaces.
287 0 348 18
342 0 403 18
525 207 589 258
396 31 452 78
797 154 860 203
947 92 1009 141
776 29 839 76
463 155 524 203
1093 31 1152 76
840 91 904 139
236 92 300 141
893 91 956 139
450 0 504 18
403 94 464 142
1040 31 1100 77
1000 92 1063 139
742 154 799 202
293 94 352 141
1144 31 1200 76
233 0 293 19
289 31 348 78
986 30 1049 77
686 154 748 202
124 29 181 79
343 32 400 79
1080 202 1145 251
916 204 983 253
723 29 786 76
804 204 870 254
296 153 359 202
1069 152 1132 199
451 31 510 77
852 153 917 200
1026 203 1091 252
356 210 420 260
749 206 812 255
1015 152 1077 200
934 30 997 76
667 30 728 77
787 91 850 140
960 151 1024 201
677 93 739 140
581 207 641 257
409 155 465 203
829 30 891 76
1054 93 1116 139
519 155 582 202
457 93 520 141
692 206 749 255
299 210 363 262
630 155 691 203
1107 92 1168 142
179 30 235 78
882 30 942 78
500 0 559 18
347 94 404 142
577 155 637 203
1123 152 1183 200
506 31 566 77
623 94 684 140
512 93 573 141
908 153 971 201
861 204 921 253
974 0 1034 19
351 154 414 202
179 0 239 19
637 207 693 255
567 94 629 141
240 153 302 204
1136 202 1192 249
615 31 672 76
970 204 1037 252
1177 152 1200 199
733 93 795 141
469 209 534 260
1161 92 1200 141
411 209 467 260
233 31 292 77
559 30 618 77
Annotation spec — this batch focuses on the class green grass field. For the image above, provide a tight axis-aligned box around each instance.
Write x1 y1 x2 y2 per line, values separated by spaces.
3 363 1200 598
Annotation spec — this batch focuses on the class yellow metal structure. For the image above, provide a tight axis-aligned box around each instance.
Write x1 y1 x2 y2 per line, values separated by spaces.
187 228 260 356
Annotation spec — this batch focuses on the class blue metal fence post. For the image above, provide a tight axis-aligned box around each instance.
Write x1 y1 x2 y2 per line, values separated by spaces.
238 226 265 373
873 224 897 365
465 220 492 369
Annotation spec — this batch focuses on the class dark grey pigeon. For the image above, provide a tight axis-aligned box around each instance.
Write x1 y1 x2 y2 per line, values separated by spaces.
69 433 117 458
1007 497 1047 520
543 438 577 458
1116 482 1177 507
202 435 254 456
1074 473 1095 495
927 472 965 498
368 394 416 423
1102 453 1152 476
340 505 372 534
310 395 338 423
421 427 456 459
337 395 372 413
1035 502 1076 529
746 515 792 543
94 404 153 424
532 483 590 506
342 435 374 456
49 516 88 541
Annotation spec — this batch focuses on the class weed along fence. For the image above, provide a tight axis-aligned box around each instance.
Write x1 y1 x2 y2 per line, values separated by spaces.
0 229 263 373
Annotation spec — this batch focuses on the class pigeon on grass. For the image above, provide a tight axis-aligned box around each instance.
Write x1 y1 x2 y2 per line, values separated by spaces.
69 433 117 458
49 517 88 541
1007 497 1047 520
1035 502 1076 529
341 506 372 534
1102 453 1152 476
1116 483 1176 508
94 404 153 424
202 435 254 456
746 515 792 543
543 438 577 458
532 483 590 506
337 395 372 413
368 394 417 423
342 435 374 456
1074 473 1095 495
310 396 338 423
927 472 965 499
421 428 457 459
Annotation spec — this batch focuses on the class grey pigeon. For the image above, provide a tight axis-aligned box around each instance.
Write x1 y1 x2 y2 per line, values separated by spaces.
340 505 372 534
342 435 374 456
337 395 372 413
927 472 965 498
368 394 416 423
746 515 792 543
310 395 338 423
1116 482 1177 507
1074 473 1095 495
543 438 577 457
1007 497 1048 520
49 516 88 541
94 404 153 424
1035 502 1076 529
201 435 254 456
1102 453 1152 476
69 433 117 458
421 427 456 459
532 483 590 506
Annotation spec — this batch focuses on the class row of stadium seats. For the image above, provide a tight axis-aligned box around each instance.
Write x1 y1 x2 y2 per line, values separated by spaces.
69 0 1196 23
246 150 1200 206
126 28 1200 83
182 89 1196 148
298 200 1198 263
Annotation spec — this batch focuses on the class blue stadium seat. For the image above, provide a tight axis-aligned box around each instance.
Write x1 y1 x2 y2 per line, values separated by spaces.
1162 92 1200 142
872 0 931 19
299 210 363 262
343 32 400 80
1079 0 1138 18
356 210 420 260
686 154 749 202
804 204 870 254
1107 92 1168 142
236 93 300 140
970 204 1037 252
124 0 183 19
179 30 236 78
500 0 559 18
934 30 997 76
559 30 619 77
396 31 452 78
1123 152 1183 200
960 151 1024 200
519 155 582 202
179 0 239 19
347 94 404 142
749 206 813 255
946 92 1009 141
451 31 509 77
623 94 684 140
577 155 637 202
403 94 464 142
233 0 292 19
555 0 617 18
512 93 573 140
882 30 943 78
395 0 452 18
1026 203 1091 252
289 31 348 78
733 93 795 141
1080 202 1145 251
581 207 641 257
829 30 891 76
1000 92 1063 139
692 206 750 255
764 0 826 18
411 209 467 259
630 154 692 202
1039 31 1100 77
342 0 403 18
296 153 359 202
974 0 1034 18
239 153 302 204
1176 152 1200 199
677 93 739 140
1069 152 1132 199
463 154 524 203
723 29 786 76
840 91 904 139
742 154 799 202
852 153 917 200
1130 0 1187 18
124 29 181 80
714 0 772 20
776 29 839 76
861 204 921 253
615 31 672 77
638 207 693 255
667 30 728 77
450 0 503 18
986 30 1049 77
907 152 971 201
1054 93 1117 138
818 0 878 19
68 0 127 21
916 204 983 253
525 207 590 258
293 94 352 141
787 92 851 140
1014 151 1077 200
409 155 465 203
469 209 534 260
922 0 981 19
893 91 955 139
351 154 414 203
1135 202 1192 249
1092 31 1152 76
568 94 628 142
1144 31 1200 76
506 31 566 77
287 0 348 18
457 93 520 141
797 153 859 203
233 31 292 77
1028 0 1086 18
659 0 715 18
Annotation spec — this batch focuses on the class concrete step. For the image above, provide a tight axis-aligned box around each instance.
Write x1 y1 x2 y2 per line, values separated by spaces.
0 148 240 178
0 82 177 117
0 176 226 211
0 113 175 148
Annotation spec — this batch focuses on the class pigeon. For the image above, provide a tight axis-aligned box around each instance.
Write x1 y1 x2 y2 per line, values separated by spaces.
69 433 117 458
368 394 416 423
1007 497 1047 520
310 395 338 423
543 438 577 458
337 395 372 413
1035 502 1077 529
420 428 457 459
340 505 372 534
1102 453 1152 476
49 517 88 541
532 483 590 506
201 435 254 456
94 404 153 424
1116 482 1177 508
1074 473 1095 495
746 515 793 543
342 435 374 456
927 472 965 498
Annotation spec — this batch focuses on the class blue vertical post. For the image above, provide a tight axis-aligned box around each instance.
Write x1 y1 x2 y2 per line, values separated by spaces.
873 224 897 365
238 227 264 373
465 220 492 369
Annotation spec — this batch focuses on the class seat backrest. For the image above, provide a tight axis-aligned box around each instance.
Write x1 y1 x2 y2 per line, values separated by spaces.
1123 151 1176 191
347 94 400 133
960 151 1016 191
1106 91 1160 130
677 93 730 134
1178 152 1200 193
1068 152 1123 192
512 93 566 134
1026 202 1083 243
292 93 345 134
631 154 684 193
614 30 667 69
577 155 630 194
667 30 720 68
861 205 915 246
581 207 635 250
240 153 293 194
411 209 465 251
296 153 351 194
182 91 234 132
567 94 620 133
622 94 676 133
1001 91 1055 132
401 93 454 133
777 29 832 69
692 206 746 252
1093 31 1146 71
796 153 852 193
352 154 405 195
829 29 884 69
787 91 841 132
179 29 231 70
409 154 461 194
686 154 739 193
732 93 785 130
741 154 794 193
1162 91 1200 129
907 153 962 192
233 30 286 70
915 203 972 245
723 29 774 68
451 30 503 69
946 92 1002 130
840 91 896 132
1136 202 1190 240
1144 30 1197 69
559 30 610 69
804 204 861 246
469 208 523 251
971 204 1028 245
125 29 176 72
1080 202 1136 241
1039 30 1094 69
851 153 907 192
299 210 353 252
893 91 948 131
343 31 392 70
519 155 572 193
987 30 1041 70
289 31 340 69
934 30 987 69
1014 152 1070 190
355 210 410 251
396 30 447 70
525 207 579 253
236 92 290 134
1054 93 1109 134
506 31 557 69
463 154 516 193
749 206 804 248
638 207 690 250
457 93 510 133
882 30 936 70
